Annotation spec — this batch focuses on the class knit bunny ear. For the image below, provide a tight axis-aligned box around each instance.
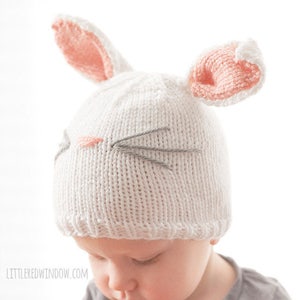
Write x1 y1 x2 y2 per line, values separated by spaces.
52 15 132 82
188 40 264 106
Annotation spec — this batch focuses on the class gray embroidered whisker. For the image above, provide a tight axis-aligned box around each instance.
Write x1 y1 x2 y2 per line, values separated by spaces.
54 130 71 162
114 145 172 170
116 144 201 153
111 127 170 148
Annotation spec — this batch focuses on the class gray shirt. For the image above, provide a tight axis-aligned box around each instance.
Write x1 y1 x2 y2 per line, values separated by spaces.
83 256 291 300
223 256 291 300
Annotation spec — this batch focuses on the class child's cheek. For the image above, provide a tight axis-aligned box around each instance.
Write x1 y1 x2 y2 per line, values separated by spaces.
89 259 109 292
93 271 110 297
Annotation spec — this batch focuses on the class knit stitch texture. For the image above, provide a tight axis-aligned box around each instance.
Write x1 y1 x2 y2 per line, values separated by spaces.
52 15 264 240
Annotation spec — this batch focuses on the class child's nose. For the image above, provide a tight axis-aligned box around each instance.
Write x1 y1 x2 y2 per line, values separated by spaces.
108 262 137 292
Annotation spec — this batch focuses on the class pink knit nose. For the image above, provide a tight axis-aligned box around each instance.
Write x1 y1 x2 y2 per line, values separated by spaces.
78 136 104 147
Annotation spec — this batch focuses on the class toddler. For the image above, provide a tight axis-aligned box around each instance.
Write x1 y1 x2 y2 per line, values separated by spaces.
52 15 291 300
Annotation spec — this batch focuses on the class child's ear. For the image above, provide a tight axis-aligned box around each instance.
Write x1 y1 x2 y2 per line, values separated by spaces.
210 239 220 246
52 15 132 82
188 40 264 106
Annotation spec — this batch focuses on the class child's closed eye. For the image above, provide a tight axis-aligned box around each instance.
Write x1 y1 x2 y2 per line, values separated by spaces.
132 254 161 266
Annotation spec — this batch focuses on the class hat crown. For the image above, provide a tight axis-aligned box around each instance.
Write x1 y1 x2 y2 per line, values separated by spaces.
60 72 215 154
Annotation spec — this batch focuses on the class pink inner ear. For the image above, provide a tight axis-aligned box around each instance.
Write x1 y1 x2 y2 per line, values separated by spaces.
53 19 113 82
189 45 261 101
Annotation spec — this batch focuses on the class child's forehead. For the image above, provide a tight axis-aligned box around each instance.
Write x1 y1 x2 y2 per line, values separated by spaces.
75 237 174 255
75 237 211 259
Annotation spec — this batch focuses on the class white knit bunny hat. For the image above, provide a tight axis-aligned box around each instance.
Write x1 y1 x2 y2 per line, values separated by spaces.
52 15 264 240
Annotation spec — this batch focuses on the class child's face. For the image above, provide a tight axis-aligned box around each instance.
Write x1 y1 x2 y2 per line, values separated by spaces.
75 237 214 300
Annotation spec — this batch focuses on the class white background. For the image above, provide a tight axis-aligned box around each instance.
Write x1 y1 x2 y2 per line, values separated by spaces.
1 0 299 299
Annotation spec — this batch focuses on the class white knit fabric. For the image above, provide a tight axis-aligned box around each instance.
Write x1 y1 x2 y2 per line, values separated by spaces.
52 16 264 240
53 72 230 239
